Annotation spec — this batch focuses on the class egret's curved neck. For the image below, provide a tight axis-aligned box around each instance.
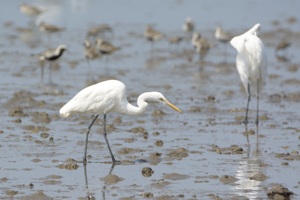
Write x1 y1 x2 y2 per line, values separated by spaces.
125 92 154 115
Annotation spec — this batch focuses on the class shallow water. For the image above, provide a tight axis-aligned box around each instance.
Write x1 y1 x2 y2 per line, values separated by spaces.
0 0 300 199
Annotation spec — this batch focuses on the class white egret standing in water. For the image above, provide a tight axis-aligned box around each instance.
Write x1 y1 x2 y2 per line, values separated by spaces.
230 24 267 125
59 80 182 164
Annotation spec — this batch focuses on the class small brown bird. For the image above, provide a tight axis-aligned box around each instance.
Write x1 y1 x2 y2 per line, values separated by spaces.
84 40 101 70
276 39 291 52
215 26 232 43
20 3 43 17
182 17 195 33
144 25 164 42
87 24 112 38
95 39 120 55
191 32 211 61
39 22 64 34
84 40 101 60
168 36 183 45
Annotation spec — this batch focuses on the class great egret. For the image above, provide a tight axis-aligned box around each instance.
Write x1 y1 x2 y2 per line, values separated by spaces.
59 80 182 164
230 24 267 125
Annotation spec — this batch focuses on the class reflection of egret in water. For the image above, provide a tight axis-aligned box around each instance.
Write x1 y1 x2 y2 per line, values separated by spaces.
84 163 116 200
233 125 265 199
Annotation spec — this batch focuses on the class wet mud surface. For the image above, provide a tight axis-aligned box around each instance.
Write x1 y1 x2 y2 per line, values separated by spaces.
0 1 300 199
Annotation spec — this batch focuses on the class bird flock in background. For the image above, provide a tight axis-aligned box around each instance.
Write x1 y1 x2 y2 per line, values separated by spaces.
18 2 285 164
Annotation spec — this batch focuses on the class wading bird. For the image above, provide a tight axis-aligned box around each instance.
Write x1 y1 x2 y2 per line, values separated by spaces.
215 26 232 58
19 2 43 25
84 40 101 66
191 32 211 63
182 17 195 41
144 25 164 52
215 26 232 44
95 38 120 66
275 38 291 57
230 24 267 125
39 44 66 83
86 24 112 38
59 80 181 164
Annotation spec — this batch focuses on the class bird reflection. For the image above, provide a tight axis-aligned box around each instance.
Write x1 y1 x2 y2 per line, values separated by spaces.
233 124 264 199
84 163 116 200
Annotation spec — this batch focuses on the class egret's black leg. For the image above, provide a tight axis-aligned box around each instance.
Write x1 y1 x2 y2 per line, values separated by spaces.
244 83 251 125
83 114 99 164
103 114 120 164
255 78 260 126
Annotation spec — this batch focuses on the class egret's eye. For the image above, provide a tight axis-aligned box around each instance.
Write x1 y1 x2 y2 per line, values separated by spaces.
159 98 164 101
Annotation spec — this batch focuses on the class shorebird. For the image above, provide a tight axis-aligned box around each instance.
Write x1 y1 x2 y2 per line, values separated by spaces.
39 44 67 83
86 24 113 38
84 40 101 69
95 39 120 55
38 22 64 34
182 17 195 42
215 26 232 44
19 3 44 26
230 23 267 125
191 32 211 62
275 39 291 54
38 22 65 43
83 40 101 80
168 36 183 52
215 26 232 60
144 25 164 42
19 3 43 17
144 25 164 52
84 40 101 61
95 38 120 66
182 17 195 34
168 36 183 46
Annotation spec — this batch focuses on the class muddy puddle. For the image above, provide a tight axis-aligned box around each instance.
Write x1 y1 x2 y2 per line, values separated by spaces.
0 0 300 199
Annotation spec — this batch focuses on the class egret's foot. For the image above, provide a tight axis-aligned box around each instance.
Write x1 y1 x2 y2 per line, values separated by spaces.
243 119 248 125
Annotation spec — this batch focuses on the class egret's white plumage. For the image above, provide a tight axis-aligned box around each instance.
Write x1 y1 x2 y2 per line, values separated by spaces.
230 23 267 124
60 80 181 163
